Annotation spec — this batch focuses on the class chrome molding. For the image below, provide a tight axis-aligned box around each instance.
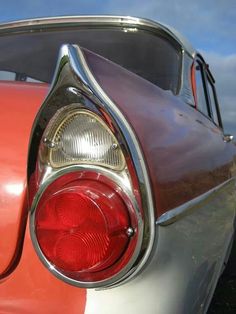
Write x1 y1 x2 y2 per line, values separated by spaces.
156 178 236 226
29 44 156 288
223 134 234 143
74 45 156 287
0 15 195 57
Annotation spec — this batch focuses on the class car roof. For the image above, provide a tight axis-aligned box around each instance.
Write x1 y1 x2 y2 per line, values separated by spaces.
0 15 196 57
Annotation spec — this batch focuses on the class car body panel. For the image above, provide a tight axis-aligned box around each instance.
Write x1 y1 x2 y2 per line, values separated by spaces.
83 49 236 216
85 178 235 314
0 222 86 314
0 82 48 276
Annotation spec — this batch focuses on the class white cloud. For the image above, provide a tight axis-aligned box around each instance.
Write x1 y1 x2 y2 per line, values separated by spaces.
106 0 236 39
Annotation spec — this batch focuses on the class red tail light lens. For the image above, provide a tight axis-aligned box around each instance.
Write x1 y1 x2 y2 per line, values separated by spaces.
34 173 137 283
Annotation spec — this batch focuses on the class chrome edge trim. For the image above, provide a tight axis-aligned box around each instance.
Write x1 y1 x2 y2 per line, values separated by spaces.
75 45 156 287
156 178 235 226
29 44 156 288
0 15 196 57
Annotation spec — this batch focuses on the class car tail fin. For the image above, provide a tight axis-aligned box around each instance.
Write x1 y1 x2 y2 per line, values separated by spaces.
28 44 155 288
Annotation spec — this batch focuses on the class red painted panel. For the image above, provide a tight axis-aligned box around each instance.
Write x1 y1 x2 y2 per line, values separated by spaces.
0 82 48 276
0 222 86 314
0 82 86 312
83 50 236 217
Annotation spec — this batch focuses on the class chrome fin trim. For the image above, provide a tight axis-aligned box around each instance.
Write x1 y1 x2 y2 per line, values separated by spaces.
68 44 156 286
156 178 236 226
28 44 156 288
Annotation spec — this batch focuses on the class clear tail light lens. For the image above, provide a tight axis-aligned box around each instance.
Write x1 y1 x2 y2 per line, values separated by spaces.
43 108 125 170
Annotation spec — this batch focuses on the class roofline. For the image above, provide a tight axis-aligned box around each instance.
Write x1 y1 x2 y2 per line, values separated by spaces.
0 15 196 57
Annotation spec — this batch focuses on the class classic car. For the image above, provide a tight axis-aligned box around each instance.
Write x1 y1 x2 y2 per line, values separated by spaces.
0 15 235 314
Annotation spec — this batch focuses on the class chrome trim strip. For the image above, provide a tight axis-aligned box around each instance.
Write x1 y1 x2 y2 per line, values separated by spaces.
29 44 156 288
74 45 156 287
0 15 195 57
156 178 235 226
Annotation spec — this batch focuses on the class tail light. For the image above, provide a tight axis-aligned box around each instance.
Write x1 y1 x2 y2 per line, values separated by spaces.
28 44 154 288
30 105 142 287
34 173 138 283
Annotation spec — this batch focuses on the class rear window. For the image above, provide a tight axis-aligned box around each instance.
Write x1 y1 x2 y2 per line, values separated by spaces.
0 27 181 93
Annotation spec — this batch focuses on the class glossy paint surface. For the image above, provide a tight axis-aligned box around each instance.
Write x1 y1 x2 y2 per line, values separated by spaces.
0 82 86 313
0 222 86 314
84 50 236 216
0 82 48 276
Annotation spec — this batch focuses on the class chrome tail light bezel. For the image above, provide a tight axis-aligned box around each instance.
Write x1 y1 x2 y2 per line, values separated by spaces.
28 44 155 288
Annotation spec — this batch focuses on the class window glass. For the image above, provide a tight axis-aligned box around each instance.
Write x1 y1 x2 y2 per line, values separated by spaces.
207 79 219 125
195 63 209 116
0 70 15 80
26 77 42 83
0 28 181 93
0 70 42 83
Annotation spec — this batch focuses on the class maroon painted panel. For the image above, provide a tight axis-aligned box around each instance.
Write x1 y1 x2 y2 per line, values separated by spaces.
83 50 236 217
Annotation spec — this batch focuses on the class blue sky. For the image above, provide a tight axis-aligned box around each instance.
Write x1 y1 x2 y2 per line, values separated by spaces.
1 0 236 135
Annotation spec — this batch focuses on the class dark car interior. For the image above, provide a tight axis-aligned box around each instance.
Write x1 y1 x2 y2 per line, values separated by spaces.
0 27 181 94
